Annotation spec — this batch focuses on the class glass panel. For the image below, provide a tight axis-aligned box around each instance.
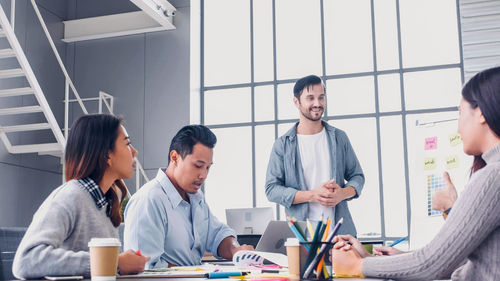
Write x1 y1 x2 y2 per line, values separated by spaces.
278 122 295 136
277 83 299 120
328 118 381 238
399 0 460 68
374 0 399 71
255 125 277 210
327 76 375 116
279 205 286 221
204 0 251 86
378 73 401 112
403 68 462 111
275 0 322 79
205 127 253 222
253 0 274 82
380 116 408 237
255 85 275 122
204 88 251 125
324 0 373 74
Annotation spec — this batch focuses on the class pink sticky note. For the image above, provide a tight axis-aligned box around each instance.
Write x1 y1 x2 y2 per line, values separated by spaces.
425 136 438 150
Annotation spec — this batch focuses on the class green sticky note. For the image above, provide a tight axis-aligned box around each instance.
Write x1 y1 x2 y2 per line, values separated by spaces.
446 155 459 170
424 157 436 170
449 133 462 147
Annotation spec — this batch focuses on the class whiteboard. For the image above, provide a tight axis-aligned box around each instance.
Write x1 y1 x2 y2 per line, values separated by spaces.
408 117 473 249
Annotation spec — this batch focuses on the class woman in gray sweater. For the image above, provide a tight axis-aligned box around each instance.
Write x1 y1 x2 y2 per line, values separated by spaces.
331 66 500 280
13 114 150 279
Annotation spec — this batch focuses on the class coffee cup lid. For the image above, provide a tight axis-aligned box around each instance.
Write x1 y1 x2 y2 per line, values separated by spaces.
88 238 121 247
284 238 300 246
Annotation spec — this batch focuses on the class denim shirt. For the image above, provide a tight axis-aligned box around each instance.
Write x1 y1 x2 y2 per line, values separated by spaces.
265 121 364 236
124 169 235 267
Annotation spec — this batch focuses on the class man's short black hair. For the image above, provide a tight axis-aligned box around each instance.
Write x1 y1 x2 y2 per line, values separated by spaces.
168 125 217 164
293 75 325 99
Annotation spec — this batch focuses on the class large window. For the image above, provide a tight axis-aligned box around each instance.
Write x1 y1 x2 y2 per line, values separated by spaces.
194 0 463 244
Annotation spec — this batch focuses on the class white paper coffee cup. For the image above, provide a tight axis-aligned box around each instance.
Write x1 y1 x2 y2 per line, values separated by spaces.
285 238 300 277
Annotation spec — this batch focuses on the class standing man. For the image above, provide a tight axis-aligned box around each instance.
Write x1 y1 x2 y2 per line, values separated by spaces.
124 125 253 268
265 75 364 236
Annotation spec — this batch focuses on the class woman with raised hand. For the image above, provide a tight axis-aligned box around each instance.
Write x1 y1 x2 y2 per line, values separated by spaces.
13 114 150 279
331 66 500 281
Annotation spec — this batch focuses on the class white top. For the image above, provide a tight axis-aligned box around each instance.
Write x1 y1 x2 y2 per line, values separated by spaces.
297 128 334 221
88 238 121 247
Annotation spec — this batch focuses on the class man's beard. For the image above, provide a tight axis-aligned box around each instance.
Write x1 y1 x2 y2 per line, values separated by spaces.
300 106 323 121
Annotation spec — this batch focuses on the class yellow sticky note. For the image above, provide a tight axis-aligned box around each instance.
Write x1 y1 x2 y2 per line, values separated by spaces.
424 158 436 170
449 133 462 147
446 155 459 170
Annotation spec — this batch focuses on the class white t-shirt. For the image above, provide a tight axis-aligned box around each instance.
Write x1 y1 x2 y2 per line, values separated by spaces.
297 128 334 221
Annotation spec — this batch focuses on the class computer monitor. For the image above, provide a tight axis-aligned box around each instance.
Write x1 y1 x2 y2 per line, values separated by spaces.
225 207 274 235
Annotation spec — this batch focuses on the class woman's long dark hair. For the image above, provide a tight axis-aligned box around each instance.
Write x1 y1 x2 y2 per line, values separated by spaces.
65 114 128 227
461 66 500 175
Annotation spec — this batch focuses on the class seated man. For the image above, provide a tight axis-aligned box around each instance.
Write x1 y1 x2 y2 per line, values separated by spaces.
124 125 252 268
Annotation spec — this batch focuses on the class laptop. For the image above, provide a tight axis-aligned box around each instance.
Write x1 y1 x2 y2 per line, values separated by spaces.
255 220 307 255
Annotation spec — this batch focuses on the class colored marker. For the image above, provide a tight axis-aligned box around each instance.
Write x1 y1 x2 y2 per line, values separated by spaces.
136 249 141 255
205 272 249 279
391 237 407 247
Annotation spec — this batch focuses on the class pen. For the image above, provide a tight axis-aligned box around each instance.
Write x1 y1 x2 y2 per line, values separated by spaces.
205 272 249 279
261 269 280 274
391 237 407 247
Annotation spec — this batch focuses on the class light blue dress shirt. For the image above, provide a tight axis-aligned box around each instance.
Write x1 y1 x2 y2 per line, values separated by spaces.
124 168 235 268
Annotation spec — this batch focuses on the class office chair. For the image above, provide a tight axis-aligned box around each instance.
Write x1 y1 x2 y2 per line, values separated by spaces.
0 227 27 281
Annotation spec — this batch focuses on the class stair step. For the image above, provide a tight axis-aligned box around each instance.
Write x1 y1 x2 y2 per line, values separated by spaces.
0 29 4 38
0 68 25 79
10 143 63 154
0 48 15 59
0 123 51 133
0 87 33 97
0 106 42 115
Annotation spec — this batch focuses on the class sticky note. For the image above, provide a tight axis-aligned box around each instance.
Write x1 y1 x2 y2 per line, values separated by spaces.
446 155 459 170
424 158 436 170
424 136 438 150
449 133 462 147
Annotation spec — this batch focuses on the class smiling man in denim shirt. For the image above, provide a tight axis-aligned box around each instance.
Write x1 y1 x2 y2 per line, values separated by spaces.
124 125 253 268
265 75 365 236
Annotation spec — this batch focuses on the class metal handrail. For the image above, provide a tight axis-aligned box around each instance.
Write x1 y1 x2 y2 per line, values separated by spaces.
29 0 88 116
11 0 150 189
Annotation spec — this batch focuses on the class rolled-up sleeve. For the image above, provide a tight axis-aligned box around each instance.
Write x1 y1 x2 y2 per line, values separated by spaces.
265 139 299 208
205 206 235 258
342 133 365 199
124 193 170 269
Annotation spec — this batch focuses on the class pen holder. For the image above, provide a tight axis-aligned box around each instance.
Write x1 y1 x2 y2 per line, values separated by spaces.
299 241 335 281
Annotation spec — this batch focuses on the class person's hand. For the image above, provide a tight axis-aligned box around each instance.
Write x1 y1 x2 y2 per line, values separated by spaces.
373 246 404 256
432 172 457 212
310 179 342 207
118 249 150 274
230 244 254 257
333 235 371 258
330 248 363 278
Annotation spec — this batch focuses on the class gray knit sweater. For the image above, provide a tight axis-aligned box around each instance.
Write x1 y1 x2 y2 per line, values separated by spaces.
13 180 118 279
363 144 500 280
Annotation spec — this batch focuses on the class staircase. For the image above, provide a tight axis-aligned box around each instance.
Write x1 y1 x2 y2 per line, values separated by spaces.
0 4 65 156
0 2 149 188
